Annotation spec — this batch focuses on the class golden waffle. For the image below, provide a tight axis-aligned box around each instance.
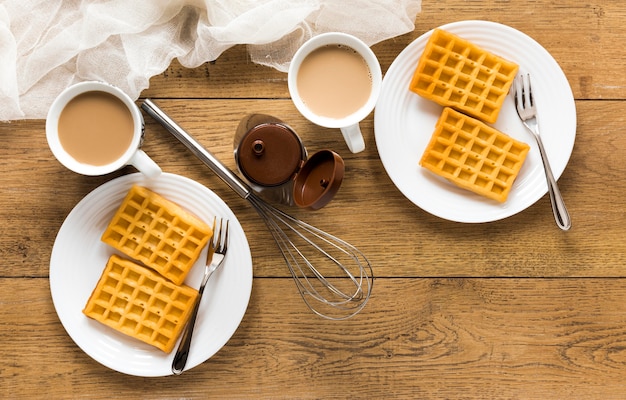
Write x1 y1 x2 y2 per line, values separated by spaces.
83 255 199 353
101 185 212 285
420 107 530 202
409 29 519 123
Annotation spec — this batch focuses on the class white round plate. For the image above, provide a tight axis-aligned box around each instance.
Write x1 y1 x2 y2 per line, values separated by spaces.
374 20 576 222
49 173 253 376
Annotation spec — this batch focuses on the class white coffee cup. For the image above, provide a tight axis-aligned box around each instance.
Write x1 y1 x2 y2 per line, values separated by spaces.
46 81 161 178
288 32 382 153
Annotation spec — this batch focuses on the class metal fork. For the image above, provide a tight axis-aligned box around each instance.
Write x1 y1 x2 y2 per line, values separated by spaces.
172 218 229 375
513 73 571 231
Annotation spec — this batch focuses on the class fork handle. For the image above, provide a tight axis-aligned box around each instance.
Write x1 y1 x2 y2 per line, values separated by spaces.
535 135 571 231
171 296 202 375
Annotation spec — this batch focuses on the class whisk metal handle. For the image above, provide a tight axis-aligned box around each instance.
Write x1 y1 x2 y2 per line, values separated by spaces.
141 99 251 199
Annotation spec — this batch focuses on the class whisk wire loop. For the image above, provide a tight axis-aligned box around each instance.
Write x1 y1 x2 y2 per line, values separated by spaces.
250 195 373 320
141 99 373 320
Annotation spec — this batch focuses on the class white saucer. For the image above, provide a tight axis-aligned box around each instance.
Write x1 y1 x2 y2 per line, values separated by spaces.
49 173 253 376
374 20 576 223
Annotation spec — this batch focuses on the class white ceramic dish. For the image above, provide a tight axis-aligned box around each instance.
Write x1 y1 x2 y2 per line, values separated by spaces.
374 20 576 222
49 173 253 376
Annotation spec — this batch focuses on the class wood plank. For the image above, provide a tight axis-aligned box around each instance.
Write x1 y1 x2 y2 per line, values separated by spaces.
3 277 626 399
2 100 626 278
143 2 626 101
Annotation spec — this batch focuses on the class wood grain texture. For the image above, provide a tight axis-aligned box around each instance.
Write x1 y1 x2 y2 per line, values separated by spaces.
3 278 626 399
2 100 625 278
143 1 626 101
2 0 626 398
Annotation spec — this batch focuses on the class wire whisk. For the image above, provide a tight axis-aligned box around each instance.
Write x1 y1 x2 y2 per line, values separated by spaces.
142 99 373 320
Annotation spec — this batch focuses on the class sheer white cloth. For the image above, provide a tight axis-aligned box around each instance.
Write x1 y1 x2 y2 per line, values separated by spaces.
0 0 421 121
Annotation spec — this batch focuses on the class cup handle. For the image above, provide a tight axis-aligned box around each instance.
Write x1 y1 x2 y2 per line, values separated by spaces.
340 123 366 153
130 149 162 178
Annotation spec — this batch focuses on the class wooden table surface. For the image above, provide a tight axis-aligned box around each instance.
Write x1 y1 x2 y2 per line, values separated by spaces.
3 1 626 398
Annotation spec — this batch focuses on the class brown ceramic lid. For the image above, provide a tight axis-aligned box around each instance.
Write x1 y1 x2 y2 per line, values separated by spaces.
293 150 344 210
237 123 304 186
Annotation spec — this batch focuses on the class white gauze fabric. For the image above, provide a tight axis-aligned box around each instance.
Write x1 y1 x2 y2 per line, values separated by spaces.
0 0 421 121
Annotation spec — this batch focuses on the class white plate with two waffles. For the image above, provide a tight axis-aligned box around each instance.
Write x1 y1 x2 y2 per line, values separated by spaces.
50 173 253 376
375 20 576 223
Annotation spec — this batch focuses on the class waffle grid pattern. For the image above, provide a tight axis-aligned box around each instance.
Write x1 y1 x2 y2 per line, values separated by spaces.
420 107 530 202
101 185 212 285
410 29 519 123
83 255 199 353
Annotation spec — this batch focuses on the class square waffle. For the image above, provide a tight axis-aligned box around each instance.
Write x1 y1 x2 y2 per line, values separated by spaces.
83 255 199 353
101 185 212 285
409 29 519 123
420 107 530 202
